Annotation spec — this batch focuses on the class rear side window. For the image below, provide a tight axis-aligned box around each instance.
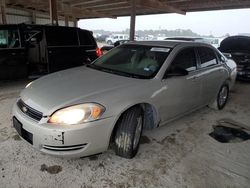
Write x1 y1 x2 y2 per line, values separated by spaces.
0 29 20 48
78 30 95 46
46 27 78 46
170 47 197 72
198 47 218 68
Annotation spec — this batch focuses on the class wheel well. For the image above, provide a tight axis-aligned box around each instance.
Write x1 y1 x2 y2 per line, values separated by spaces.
109 103 158 145
224 79 230 86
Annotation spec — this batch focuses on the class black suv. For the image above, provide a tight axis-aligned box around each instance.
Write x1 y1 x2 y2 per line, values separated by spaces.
0 24 101 80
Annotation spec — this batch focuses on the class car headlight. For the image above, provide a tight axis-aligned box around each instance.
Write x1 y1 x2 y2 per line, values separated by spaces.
48 103 105 125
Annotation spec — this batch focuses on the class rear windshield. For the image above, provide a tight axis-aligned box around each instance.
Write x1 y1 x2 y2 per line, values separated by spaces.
90 44 171 79
78 30 96 46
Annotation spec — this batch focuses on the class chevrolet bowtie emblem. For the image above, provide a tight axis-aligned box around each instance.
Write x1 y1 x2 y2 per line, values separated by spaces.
22 106 28 113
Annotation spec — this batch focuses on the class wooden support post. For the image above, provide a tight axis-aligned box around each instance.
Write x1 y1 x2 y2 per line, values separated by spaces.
0 0 6 24
49 0 58 25
73 18 78 27
31 11 36 24
129 0 136 41
65 15 69 26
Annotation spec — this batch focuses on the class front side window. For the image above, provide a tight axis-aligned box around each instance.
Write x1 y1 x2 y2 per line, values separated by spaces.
169 47 197 72
90 44 171 79
198 47 218 68
0 29 20 48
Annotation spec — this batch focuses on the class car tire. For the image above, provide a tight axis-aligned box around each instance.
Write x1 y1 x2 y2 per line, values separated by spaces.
107 40 112 45
209 84 229 110
114 106 143 159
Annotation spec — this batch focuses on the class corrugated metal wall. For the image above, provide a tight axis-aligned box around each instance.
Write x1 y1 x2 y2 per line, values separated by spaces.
6 8 74 27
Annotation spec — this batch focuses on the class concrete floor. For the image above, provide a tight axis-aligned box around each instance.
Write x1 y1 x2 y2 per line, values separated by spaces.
0 80 250 188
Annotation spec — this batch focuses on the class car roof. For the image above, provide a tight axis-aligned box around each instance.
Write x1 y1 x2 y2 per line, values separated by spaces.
165 37 204 41
124 40 210 48
0 23 91 32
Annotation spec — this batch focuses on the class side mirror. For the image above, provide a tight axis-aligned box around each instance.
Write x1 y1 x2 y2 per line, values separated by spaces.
82 56 92 64
222 53 232 59
165 67 188 78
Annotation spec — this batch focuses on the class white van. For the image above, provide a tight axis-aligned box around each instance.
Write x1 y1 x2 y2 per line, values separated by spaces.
105 34 129 45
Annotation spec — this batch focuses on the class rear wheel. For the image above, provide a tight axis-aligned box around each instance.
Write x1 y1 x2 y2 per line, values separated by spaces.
217 85 229 109
114 106 143 159
209 84 229 110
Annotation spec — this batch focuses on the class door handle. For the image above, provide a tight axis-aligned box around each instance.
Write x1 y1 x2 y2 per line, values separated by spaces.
187 75 200 81
191 75 201 82
11 52 16 56
219 69 224 73
192 76 199 80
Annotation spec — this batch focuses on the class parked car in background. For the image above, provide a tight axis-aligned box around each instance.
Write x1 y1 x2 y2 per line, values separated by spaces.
105 34 129 45
13 41 234 159
165 37 223 48
219 36 250 80
96 34 109 42
0 24 100 80
100 40 130 54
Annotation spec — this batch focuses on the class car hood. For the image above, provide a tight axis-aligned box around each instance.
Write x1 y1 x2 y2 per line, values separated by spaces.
219 36 250 54
20 66 142 115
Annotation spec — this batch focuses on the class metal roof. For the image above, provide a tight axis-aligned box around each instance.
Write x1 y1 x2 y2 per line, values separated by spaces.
5 0 250 20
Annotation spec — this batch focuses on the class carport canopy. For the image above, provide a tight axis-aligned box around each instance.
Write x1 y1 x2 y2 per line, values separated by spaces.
1 0 250 40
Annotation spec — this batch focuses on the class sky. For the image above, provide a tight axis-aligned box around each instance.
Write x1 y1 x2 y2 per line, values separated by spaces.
78 8 250 37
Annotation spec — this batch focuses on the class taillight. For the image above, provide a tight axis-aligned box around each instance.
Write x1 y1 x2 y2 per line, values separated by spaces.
96 47 102 57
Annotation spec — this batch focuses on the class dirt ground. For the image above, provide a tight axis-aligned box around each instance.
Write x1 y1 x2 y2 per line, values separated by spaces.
0 80 250 188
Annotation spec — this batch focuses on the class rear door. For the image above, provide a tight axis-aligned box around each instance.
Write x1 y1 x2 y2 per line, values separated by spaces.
160 47 202 122
196 46 226 105
0 25 27 80
77 29 98 63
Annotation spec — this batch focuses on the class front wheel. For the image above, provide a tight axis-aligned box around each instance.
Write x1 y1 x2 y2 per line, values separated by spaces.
114 106 143 159
107 40 112 45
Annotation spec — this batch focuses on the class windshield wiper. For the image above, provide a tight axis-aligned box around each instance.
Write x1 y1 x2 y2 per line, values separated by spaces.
86 64 147 79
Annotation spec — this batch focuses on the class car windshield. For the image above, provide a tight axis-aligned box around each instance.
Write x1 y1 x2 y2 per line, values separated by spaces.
89 44 171 79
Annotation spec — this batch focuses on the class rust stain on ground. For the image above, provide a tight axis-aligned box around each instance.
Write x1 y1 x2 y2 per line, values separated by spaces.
140 135 151 144
40 164 62 174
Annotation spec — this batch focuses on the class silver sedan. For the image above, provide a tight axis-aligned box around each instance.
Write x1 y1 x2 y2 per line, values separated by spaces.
12 41 236 158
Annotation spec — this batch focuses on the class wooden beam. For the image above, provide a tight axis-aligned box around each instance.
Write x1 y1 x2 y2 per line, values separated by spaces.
96 6 131 12
56 0 116 19
31 11 36 24
65 14 69 26
136 0 186 15
129 0 136 41
78 1 128 9
49 0 58 25
73 17 77 27
70 0 104 7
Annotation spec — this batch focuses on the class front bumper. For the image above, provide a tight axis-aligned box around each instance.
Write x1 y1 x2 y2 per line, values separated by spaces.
12 103 117 158
237 70 250 80
237 63 250 80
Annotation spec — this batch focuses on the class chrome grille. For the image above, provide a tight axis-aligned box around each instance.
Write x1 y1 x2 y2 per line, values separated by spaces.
17 99 43 121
